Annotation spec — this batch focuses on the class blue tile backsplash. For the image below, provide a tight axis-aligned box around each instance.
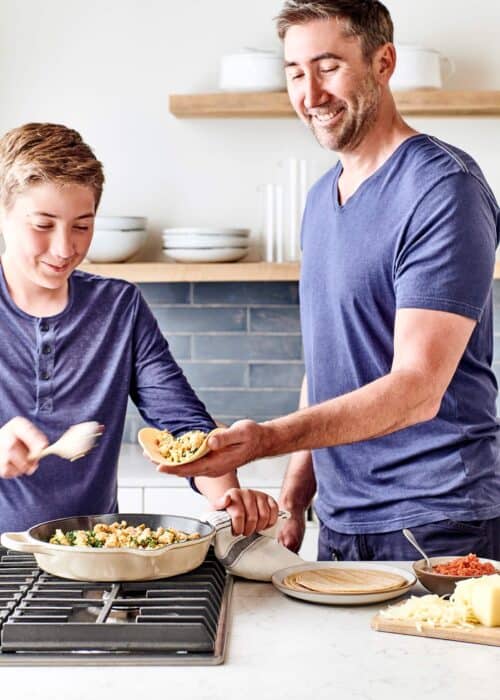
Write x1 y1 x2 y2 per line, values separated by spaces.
122 280 500 442
123 281 303 441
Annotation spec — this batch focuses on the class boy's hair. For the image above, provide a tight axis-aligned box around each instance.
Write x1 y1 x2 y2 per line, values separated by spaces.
275 0 393 61
0 123 104 210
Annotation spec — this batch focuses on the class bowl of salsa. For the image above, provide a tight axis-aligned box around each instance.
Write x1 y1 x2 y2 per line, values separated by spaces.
413 553 500 595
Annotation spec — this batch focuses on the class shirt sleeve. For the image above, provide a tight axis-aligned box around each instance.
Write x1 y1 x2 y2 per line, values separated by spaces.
394 172 498 320
129 290 217 436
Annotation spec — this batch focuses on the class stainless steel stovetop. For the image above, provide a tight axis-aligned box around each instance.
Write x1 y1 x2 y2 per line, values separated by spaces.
0 546 232 666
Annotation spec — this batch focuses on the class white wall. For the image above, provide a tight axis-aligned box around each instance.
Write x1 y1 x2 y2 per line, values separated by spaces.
0 0 499 257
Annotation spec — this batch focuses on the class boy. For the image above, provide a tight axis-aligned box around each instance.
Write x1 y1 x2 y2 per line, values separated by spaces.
0 122 278 535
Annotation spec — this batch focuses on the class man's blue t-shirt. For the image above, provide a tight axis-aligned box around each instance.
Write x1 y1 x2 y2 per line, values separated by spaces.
300 134 500 534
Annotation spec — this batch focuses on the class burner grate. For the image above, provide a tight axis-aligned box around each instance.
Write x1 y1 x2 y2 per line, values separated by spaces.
0 546 232 665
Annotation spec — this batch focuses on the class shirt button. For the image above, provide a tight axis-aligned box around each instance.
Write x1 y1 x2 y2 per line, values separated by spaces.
40 321 49 332
42 345 52 355
40 370 51 380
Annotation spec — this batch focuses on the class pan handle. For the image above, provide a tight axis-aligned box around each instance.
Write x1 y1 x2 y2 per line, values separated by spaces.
1 531 52 556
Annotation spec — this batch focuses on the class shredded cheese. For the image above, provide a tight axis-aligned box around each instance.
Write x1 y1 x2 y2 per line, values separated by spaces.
380 594 476 631
380 575 500 630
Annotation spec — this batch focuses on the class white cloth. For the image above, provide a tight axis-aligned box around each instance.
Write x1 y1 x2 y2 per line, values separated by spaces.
201 509 304 581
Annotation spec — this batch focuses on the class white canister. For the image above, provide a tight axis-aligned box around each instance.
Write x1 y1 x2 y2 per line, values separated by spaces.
391 44 454 91
219 48 286 92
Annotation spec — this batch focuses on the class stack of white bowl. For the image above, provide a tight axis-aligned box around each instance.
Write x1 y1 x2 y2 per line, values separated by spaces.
86 216 148 263
161 227 250 263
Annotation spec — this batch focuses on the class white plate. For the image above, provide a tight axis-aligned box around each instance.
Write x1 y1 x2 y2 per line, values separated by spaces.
272 562 416 606
162 234 249 249
162 227 249 237
163 247 249 263
95 216 147 230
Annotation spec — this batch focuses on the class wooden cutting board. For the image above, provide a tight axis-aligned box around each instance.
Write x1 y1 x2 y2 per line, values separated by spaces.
371 614 500 646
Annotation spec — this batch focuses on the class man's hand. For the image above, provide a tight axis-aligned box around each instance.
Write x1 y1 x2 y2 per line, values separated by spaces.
0 417 48 479
278 508 306 553
156 419 267 478
212 487 279 536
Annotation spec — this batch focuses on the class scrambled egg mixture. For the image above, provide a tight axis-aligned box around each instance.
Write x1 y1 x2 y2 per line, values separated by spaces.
49 520 201 549
157 429 207 463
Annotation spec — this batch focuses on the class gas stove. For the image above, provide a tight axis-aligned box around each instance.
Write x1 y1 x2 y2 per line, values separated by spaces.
0 546 232 666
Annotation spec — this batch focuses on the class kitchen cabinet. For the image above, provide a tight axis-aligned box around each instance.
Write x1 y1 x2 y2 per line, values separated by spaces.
143 486 212 517
120 484 282 518
117 445 287 518
117 487 144 513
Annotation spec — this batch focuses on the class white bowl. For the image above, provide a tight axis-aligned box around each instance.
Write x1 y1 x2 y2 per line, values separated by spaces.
391 44 454 90
162 227 249 237
163 247 249 263
94 216 147 231
162 234 249 249
86 229 147 263
219 49 286 92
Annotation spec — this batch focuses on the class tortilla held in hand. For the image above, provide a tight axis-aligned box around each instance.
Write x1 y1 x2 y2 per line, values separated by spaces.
138 427 222 466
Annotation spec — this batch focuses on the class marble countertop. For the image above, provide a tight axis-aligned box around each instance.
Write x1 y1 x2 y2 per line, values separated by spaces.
1 564 496 700
117 442 288 488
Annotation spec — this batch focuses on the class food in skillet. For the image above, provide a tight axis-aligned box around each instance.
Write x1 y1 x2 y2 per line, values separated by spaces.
49 520 201 549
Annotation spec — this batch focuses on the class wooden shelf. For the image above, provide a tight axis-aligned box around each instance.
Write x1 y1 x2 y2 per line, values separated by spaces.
395 90 500 116
170 91 293 118
80 261 500 283
169 89 500 118
79 261 300 283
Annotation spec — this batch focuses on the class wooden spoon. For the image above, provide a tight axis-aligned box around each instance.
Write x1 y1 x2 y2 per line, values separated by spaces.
138 427 223 466
30 421 104 462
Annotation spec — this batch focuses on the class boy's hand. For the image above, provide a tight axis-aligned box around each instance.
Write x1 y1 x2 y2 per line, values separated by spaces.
211 488 279 536
0 417 48 479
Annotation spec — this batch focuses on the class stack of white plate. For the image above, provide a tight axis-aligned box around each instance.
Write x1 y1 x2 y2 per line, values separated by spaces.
87 216 148 263
161 227 250 263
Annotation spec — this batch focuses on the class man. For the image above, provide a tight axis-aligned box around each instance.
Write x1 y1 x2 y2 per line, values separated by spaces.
159 1 500 561
0 122 278 536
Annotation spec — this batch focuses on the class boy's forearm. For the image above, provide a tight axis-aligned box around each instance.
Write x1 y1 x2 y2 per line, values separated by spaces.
194 472 240 506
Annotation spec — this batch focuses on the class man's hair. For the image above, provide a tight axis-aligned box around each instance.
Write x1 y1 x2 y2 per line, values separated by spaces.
276 0 393 61
0 123 104 210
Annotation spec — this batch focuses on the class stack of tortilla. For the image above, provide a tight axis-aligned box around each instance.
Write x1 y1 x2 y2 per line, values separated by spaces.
282 567 408 596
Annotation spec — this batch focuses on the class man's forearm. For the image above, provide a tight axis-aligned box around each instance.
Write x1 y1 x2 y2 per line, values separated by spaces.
279 373 316 513
260 367 439 457
279 449 316 514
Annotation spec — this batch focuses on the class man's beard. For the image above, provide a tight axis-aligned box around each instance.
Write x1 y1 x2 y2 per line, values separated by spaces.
309 74 380 152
